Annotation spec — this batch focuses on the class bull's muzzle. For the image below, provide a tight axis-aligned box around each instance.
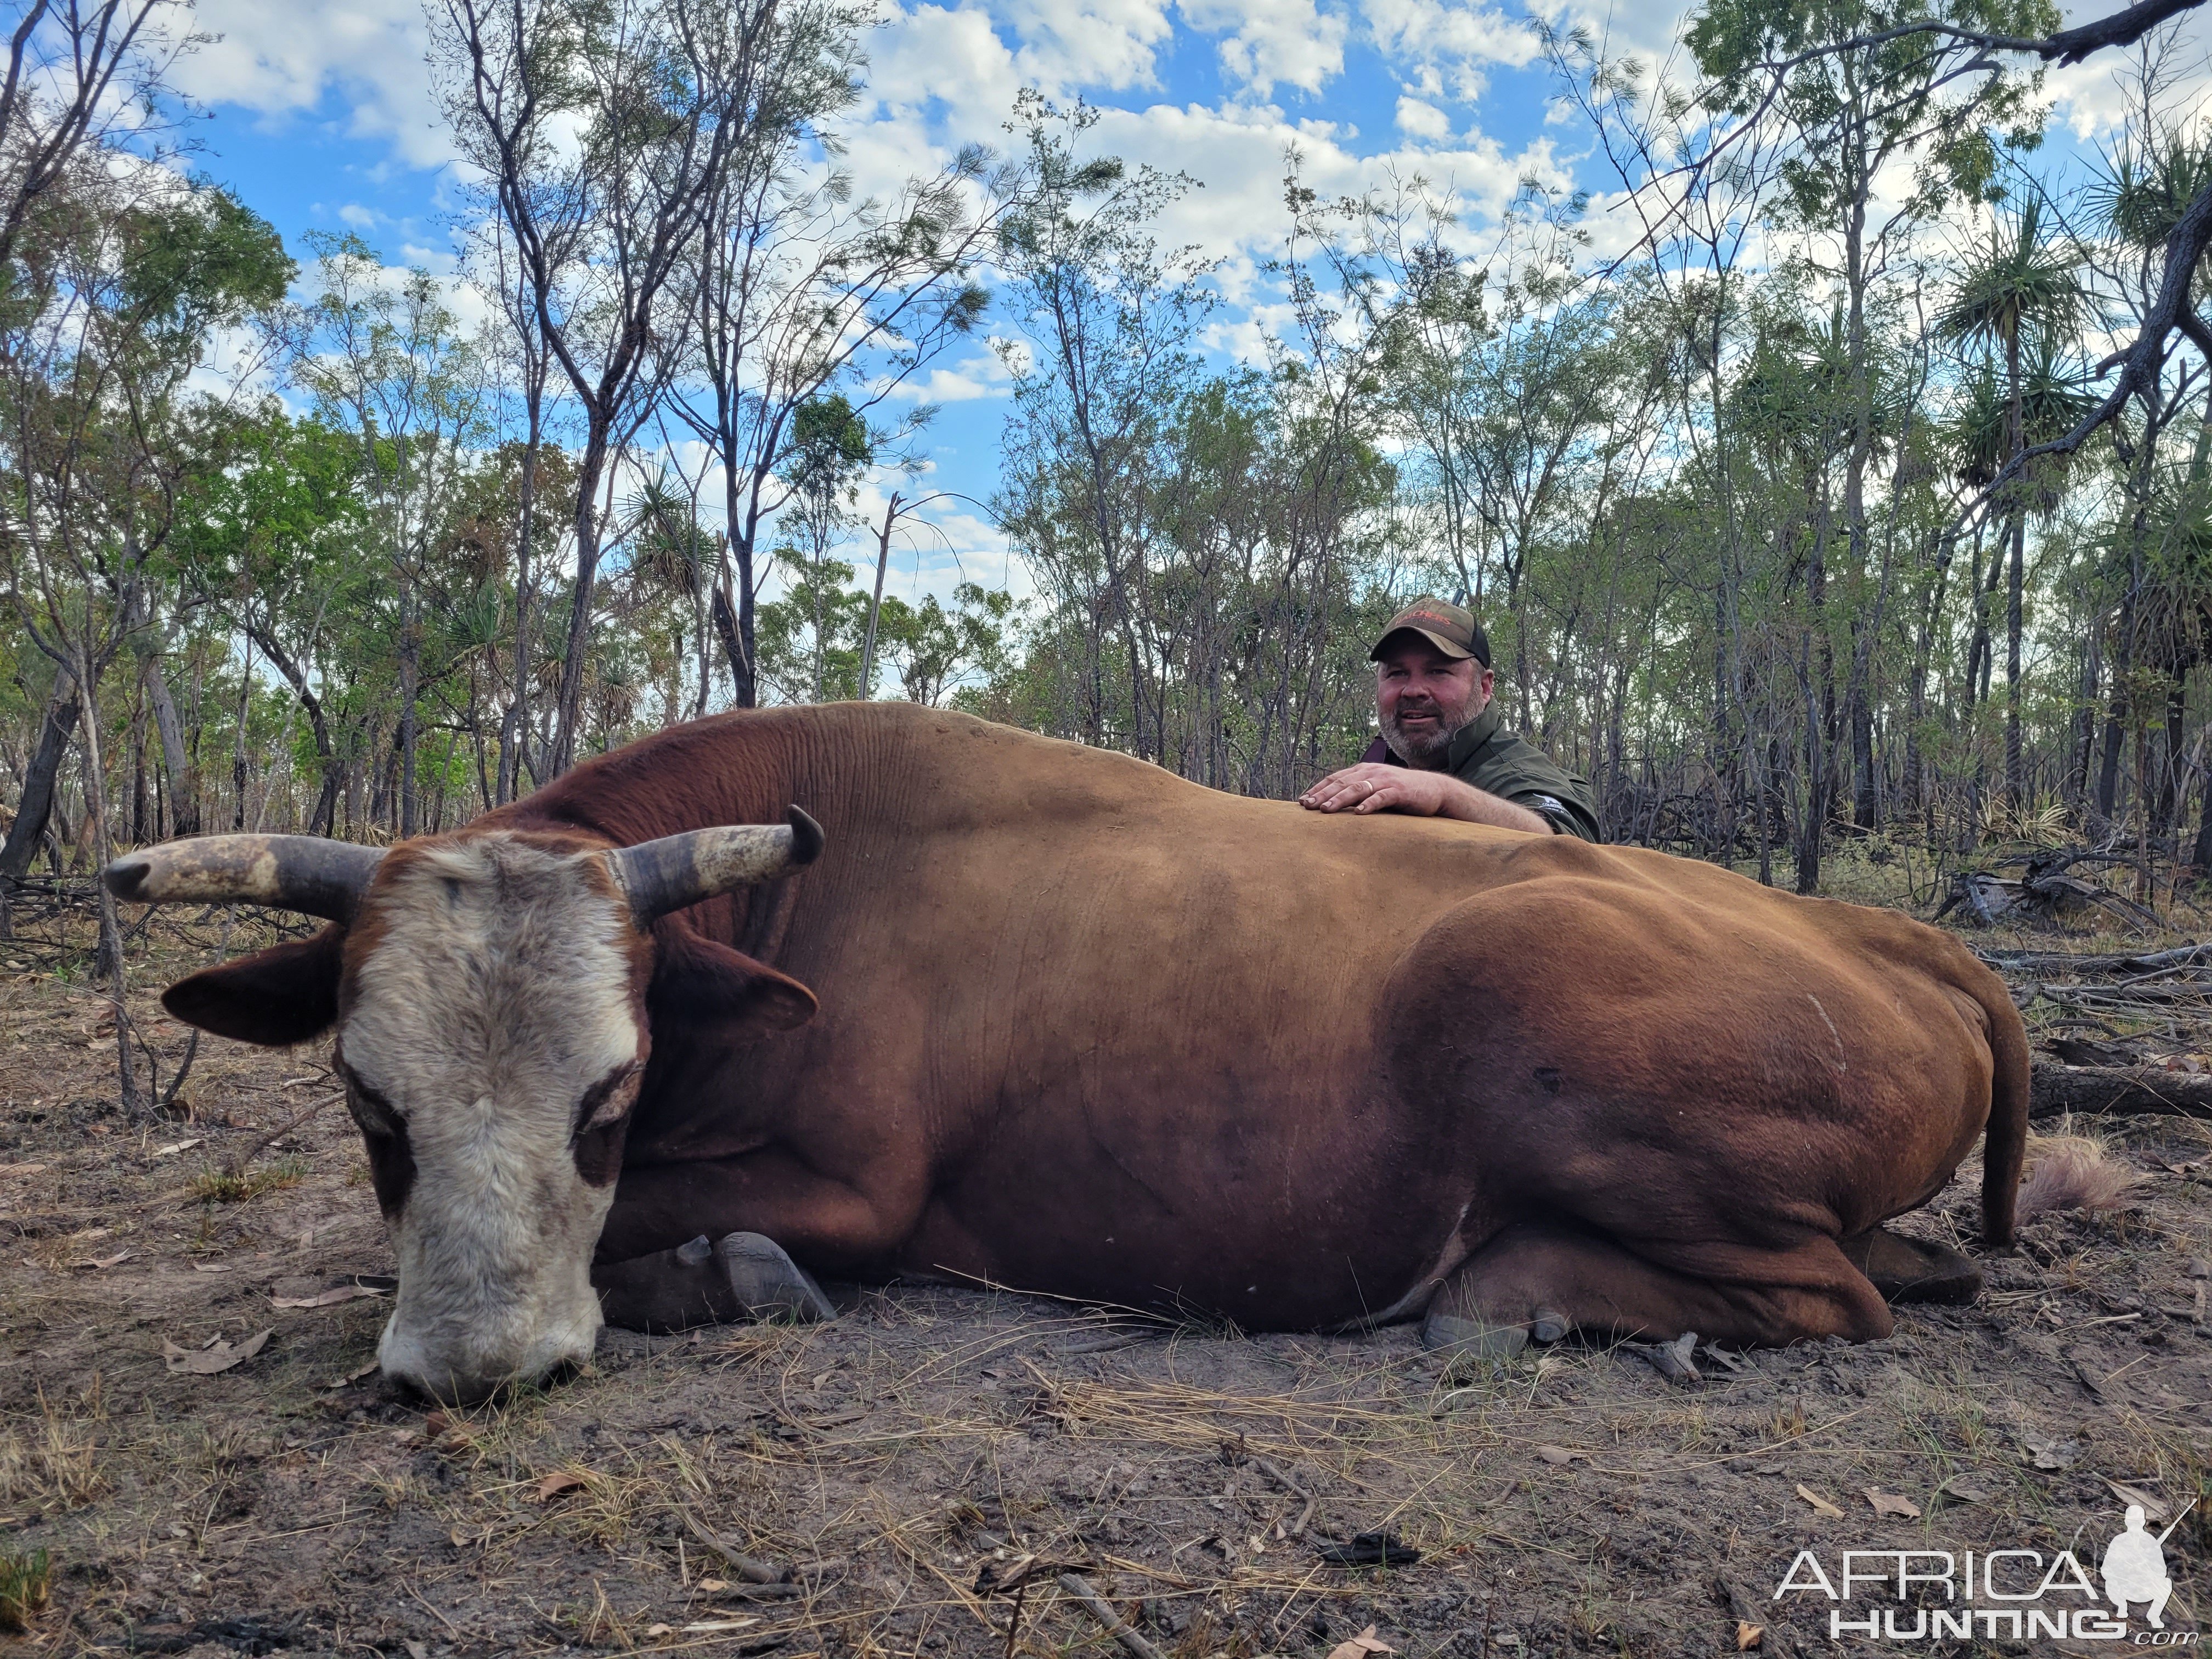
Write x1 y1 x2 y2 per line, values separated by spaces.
376 1303 601 1404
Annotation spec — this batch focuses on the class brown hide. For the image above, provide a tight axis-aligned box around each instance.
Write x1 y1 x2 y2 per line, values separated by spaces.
474 703 2023 1341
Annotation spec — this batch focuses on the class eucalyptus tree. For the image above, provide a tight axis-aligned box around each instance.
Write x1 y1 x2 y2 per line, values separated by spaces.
673 3 1015 710
1684 0 2058 870
433 0 771 773
2075 100 2212 831
171 405 375 838
995 97 1212 761
0 0 186 276
287 234 489 837
0 170 287 1098
767 394 870 702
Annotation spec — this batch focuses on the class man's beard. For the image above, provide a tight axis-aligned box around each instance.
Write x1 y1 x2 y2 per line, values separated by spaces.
1381 698 1477 767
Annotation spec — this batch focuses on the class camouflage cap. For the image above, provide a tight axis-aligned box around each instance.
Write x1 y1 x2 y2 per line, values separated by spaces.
1369 597 1491 668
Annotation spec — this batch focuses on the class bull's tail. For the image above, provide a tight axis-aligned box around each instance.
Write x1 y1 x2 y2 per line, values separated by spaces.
1977 973 2030 1248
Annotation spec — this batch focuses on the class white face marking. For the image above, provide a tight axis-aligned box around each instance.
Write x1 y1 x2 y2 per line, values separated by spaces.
339 834 642 1400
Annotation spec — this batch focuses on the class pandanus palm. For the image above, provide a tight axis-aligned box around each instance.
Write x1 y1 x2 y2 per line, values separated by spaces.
1937 200 2085 809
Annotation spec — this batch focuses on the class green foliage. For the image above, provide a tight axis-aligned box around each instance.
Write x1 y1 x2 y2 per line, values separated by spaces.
0 1547 51 1633
119 185 294 347
1686 0 2059 218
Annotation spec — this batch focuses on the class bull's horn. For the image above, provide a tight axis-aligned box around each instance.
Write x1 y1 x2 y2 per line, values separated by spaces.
611 806 825 925
101 835 387 923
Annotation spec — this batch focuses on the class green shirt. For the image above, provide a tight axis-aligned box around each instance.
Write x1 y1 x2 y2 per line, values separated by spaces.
1359 705 1601 841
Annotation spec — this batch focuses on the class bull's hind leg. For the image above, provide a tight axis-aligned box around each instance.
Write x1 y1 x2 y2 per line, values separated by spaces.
593 1232 835 1333
1420 1218 1892 1358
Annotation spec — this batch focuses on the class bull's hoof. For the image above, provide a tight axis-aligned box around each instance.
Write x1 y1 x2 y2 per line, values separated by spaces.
1421 1308 1529 1361
718 1232 836 1323
1530 1307 1571 1345
1841 1227 1983 1307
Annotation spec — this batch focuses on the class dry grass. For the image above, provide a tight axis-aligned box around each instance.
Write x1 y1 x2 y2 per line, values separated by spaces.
0 1380 108 1510
2017 1132 2140 1219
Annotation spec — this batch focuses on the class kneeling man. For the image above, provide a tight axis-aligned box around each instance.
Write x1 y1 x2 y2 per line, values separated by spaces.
1302 598 1599 840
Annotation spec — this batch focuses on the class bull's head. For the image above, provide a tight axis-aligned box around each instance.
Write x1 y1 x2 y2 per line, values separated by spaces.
102 812 823 1402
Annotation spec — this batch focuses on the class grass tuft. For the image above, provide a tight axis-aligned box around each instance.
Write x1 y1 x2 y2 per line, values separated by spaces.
0 1382 108 1510
0 1547 49 1634
188 1155 309 1204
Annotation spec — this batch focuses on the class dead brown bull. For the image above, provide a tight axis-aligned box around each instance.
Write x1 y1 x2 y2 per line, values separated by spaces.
106 703 2027 1403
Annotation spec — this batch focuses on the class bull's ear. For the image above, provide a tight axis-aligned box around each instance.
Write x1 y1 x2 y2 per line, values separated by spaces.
162 926 345 1047
650 933 817 1045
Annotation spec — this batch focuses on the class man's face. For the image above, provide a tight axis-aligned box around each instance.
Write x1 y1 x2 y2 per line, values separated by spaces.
1377 635 1492 768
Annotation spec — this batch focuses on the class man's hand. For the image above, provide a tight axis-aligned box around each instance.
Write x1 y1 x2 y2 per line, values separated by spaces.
1300 763 1557 833
1301 763 1457 816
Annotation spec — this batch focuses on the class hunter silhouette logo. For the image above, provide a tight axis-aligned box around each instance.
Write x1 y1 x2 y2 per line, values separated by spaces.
2102 1502 2192 1630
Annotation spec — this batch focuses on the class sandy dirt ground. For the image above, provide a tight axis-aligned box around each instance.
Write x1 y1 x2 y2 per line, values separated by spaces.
1 905 2208 1658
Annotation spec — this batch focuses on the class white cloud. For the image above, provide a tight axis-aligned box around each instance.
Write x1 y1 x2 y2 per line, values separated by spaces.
1179 0 1348 95
179 0 453 169
1396 95 1452 141
1087 99 1561 263
884 351 1018 403
337 202 378 228
1362 0 1538 101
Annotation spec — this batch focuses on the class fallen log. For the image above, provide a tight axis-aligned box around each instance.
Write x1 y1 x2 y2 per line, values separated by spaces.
2029 1062 2212 1121
1984 942 2212 975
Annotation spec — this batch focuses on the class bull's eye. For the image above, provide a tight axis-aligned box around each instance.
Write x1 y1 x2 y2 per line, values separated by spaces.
336 1056 402 1136
574 1063 640 1136
334 1053 414 1218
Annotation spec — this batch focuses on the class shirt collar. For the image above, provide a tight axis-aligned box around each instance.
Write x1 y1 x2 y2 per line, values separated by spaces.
1444 702 1504 772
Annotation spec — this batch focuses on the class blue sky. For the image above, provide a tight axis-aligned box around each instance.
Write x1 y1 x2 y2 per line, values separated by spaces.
170 0 2174 613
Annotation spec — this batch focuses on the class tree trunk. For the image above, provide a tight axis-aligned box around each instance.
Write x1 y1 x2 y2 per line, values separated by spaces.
859 493 900 701
500 371 544 806
2068 618 2101 813
1852 700 1876 832
549 428 613 775
73 647 138 1116
397 576 421 838
2031 1063 2212 1121
129 670 149 845
0 662 80 935
232 641 253 831
2004 505 2027 810
145 653 200 837
10 679 79 839
2158 673 2187 832
2098 562 2141 824
245 624 343 838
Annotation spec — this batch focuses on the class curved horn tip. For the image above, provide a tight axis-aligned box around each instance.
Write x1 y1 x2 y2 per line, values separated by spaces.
101 856 151 901
786 806 825 866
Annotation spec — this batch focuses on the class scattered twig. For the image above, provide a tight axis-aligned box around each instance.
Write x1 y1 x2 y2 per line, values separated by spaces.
678 1503 787 1586
156 1030 199 1116
1252 1457 1319 1536
1056 1573 1163 1659
221 1092 342 1180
